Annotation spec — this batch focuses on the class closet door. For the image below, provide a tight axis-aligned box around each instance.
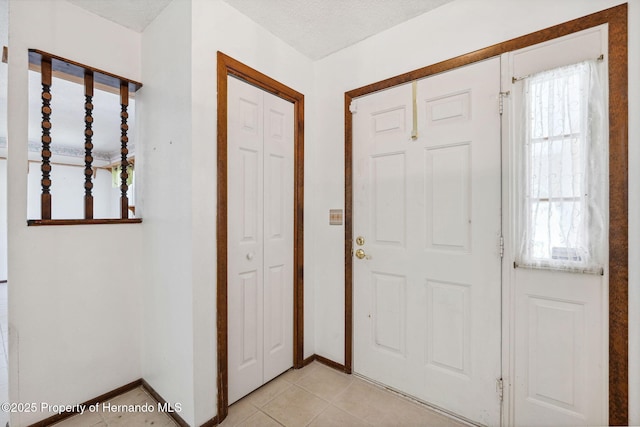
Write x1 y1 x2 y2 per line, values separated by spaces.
227 76 294 404
262 91 294 383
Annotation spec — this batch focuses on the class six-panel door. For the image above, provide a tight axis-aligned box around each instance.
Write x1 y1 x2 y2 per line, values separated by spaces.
352 58 503 426
227 76 294 405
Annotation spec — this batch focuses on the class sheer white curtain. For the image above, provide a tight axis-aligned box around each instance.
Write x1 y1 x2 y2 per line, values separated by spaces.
517 60 607 273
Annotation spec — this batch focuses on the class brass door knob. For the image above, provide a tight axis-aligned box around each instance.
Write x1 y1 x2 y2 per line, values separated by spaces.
355 249 367 259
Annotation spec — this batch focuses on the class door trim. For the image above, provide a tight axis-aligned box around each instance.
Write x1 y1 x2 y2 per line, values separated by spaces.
217 52 305 423
343 4 628 424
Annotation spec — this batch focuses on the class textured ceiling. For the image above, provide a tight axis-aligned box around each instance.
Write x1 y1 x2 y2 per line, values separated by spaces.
222 0 454 59
66 0 454 60
66 0 173 32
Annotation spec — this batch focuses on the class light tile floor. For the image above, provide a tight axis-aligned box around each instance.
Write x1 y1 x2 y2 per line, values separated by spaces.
51 361 469 427
220 361 468 427
52 387 177 427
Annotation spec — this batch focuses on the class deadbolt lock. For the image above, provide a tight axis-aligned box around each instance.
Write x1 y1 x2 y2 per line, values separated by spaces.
356 236 365 246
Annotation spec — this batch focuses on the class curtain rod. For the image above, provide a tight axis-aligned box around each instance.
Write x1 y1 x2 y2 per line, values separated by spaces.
512 54 604 84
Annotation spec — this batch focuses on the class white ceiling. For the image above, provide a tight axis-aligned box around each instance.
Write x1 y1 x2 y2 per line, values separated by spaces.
66 0 454 60
220 0 454 59
67 0 173 33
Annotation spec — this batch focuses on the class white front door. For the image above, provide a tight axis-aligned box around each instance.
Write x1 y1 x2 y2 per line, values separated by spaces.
227 76 294 405
352 57 502 425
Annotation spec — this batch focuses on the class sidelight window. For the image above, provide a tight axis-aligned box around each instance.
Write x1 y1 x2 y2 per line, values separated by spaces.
517 60 607 273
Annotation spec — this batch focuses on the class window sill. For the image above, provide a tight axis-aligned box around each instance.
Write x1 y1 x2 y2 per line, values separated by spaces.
27 218 143 226
513 260 603 275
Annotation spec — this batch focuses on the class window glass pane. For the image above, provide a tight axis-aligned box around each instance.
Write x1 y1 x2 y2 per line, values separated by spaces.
529 200 585 261
529 72 583 139
529 137 583 200
518 59 605 272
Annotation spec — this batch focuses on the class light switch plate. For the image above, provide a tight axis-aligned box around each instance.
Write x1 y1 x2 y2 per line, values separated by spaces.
329 209 343 225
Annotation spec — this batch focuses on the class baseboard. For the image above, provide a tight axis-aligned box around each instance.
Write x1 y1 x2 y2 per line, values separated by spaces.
26 357 349 427
199 417 219 427
302 354 316 366
314 354 347 372
26 379 142 427
301 354 347 373
139 380 218 427
25 379 218 427
140 379 189 427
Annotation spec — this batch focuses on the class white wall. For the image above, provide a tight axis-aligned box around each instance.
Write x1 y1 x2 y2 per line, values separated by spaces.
7 1 143 425
189 1 316 423
140 2 316 424
0 159 6 282
4 0 316 424
626 1 640 423
311 0 640 422
139 0 195 424
0 0 8 282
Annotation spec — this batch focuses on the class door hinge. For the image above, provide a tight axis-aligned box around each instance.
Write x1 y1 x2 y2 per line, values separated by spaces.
349 100 358 114
499 91 510 115
496 377 504 401
499 235 504 258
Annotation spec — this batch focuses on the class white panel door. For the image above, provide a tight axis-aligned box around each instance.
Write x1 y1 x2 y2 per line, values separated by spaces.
262 90 294 383
512 271 604 426
507 27 608 427
353 58 502 425
228 76 294 405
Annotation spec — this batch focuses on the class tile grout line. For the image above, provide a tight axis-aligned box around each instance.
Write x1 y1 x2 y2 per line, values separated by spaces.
254 381 294 410
279 363 366 426
302 402 331 427
227 366 316 426
257 408 285 427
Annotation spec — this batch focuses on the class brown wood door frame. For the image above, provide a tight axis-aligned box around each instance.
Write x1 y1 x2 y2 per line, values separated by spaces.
344 4 628 425
217 52 305 423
